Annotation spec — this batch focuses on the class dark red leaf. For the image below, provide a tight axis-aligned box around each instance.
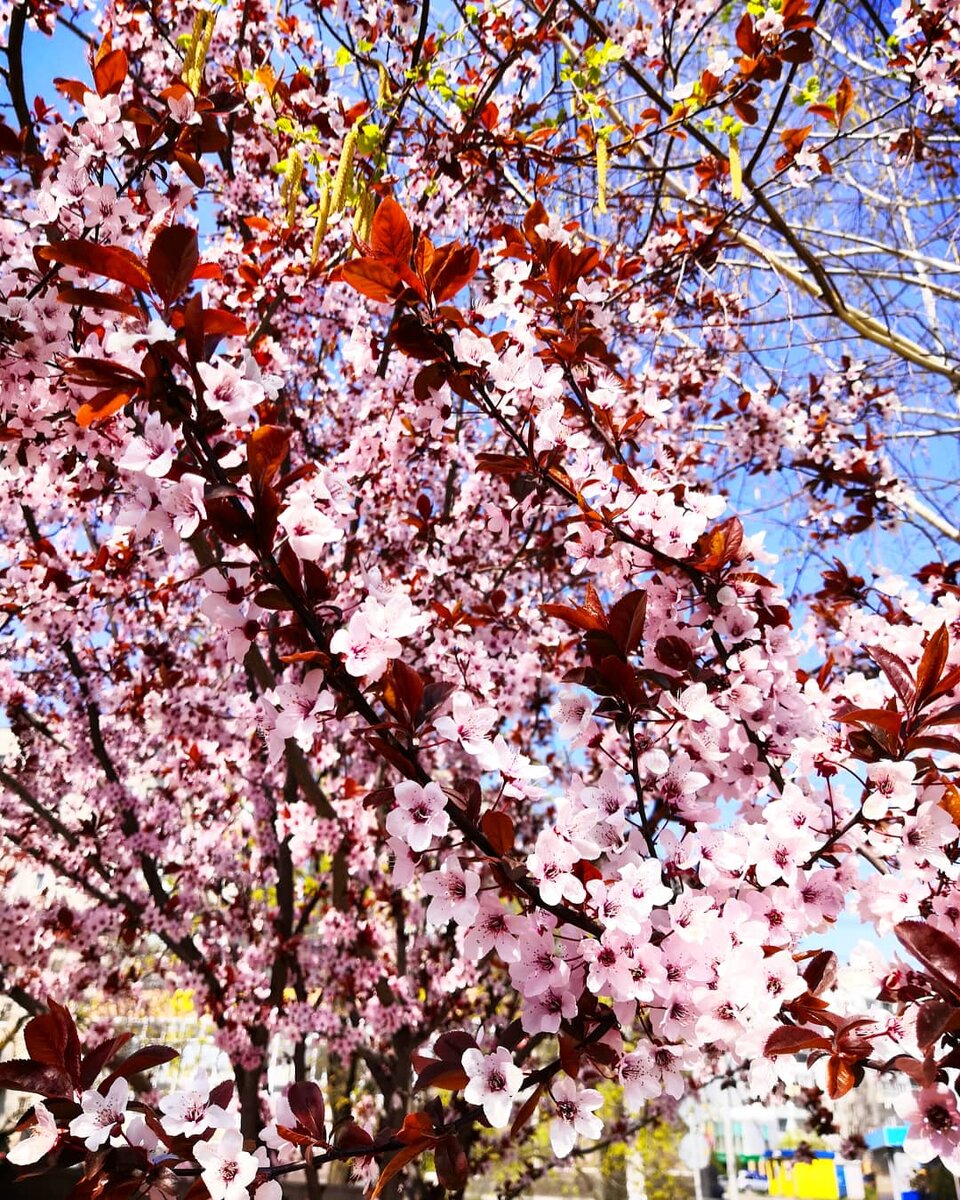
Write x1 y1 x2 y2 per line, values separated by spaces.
655 635 694 673
916 1000 957 1049
542 602 607 634
37 240 151 292
896 920 960 1000
147 226 199 307
202 309 248 339
511 1083 543 1138
763 1026 832 1056
104 1044 178 1085
93 49 128 97
371 1142 430 1198
866 645 916 708
435 1134 469 1190
25 1014 71 1073
76 388 133 428
413 1061 470 1092
370 197 413 266
62 357 144 387
916 625 949 707
802 950 838 996
835 77 854 129
430 245 480 303
339 258 403 303
57 285 140 317
481 810 515 855
432 1031 478 1062
287 1081 326 1142
247 425 290 490
381 661 424 727
922 703 960 727
46 1000 82 1086
825 1055 857 1099
54 78 91 105
335 1121 374 1150
607 590 647 656
396 1111 437 1145
81 1034 132 1089
838 707 902 737
930 665 960 703
0 1059 73 1096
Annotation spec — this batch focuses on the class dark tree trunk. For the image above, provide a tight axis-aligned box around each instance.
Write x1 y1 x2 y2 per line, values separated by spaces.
235 1059 267 1142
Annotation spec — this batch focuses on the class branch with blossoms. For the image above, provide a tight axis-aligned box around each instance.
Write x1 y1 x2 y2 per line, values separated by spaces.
0 998 627 1197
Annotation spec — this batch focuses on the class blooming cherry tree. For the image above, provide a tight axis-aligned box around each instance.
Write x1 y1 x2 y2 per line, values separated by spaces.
3 0 960 1194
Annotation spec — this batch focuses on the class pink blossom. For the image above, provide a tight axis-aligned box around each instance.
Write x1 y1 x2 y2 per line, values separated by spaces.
462 1047 524 1128
384 780 449 852
278 491 345 561
434 690 498 754
863 761 918 820
421 856 481 926
118 415 177 478
896 1086 960 1170
548 1076 603 1158
264 670 335 758
527 828 585 906
197 359 264 425
69 1079 130 1151
193 1128 260 1200
83 92 122 126
158 1074 231 1137
7 1101 59 1165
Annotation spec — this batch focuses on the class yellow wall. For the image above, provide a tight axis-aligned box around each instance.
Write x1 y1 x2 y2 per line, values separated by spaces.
764 1157 840 1200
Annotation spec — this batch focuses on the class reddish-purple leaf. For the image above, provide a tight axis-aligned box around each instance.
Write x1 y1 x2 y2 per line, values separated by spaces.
763 1026 831 1057
370 197 414 266
838 707 902 737
825 1055 857 1099
246 425 290 490
340 257 403 303
916 625 949 706
38 239 151 292
916 1000 957 1049
413 1061 470 1092
0 1059 73 1096
147 225 199 307
430 245 480 303
866 645 915 708
433 1031 478 1063
481 810 515 855
80 1033 132 1089
802 950 838 996
435 1135 469 1190
104 1044 178 1086
896 919 960 1001
93 48 128 97
287 1080 326 1143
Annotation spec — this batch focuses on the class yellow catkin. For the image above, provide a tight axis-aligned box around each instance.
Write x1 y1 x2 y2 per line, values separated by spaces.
330 125 358 214
728 134 743 201
283 150 303 226
183 11 216 93
377 62 391 107
180 10 206 86
596 134 609 215
310 185 332 266
199 13 217 58
352 188 374 247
